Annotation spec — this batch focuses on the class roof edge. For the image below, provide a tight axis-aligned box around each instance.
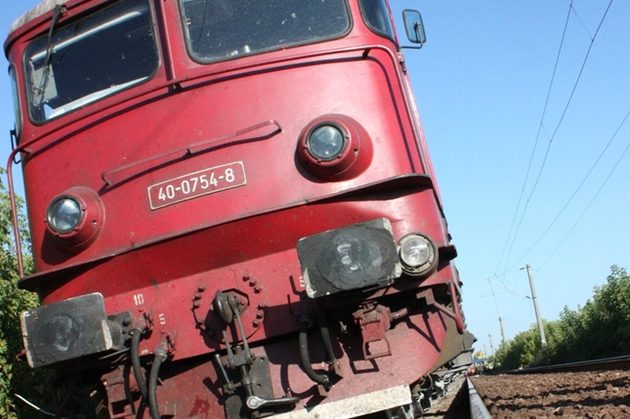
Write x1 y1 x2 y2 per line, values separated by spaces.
9 0 70 35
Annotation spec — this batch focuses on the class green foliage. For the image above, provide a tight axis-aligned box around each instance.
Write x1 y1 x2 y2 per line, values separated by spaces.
494 326 540 370
494 265 630 370
0 171 54 419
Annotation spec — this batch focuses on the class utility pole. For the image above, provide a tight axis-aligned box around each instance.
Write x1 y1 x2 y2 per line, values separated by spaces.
499 317 506 345
526 264 546 346
488 334 494 357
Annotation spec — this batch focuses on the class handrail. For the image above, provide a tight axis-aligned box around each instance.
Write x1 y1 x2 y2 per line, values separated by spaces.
417 283 465 335
6 146 32 277
449 281 465 334
101 120 281 188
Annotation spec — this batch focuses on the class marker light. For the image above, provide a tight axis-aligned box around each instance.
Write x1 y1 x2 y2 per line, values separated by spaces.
306 124 346 161
398 234 437 276
47 197 82 234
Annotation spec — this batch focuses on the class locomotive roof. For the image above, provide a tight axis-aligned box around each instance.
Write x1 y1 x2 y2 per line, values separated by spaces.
9 0 71 35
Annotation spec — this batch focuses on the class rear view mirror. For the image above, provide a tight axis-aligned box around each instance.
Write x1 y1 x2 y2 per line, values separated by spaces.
403 10 426 48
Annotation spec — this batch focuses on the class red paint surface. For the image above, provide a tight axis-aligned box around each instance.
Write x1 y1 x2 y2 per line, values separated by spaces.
5 0 469 417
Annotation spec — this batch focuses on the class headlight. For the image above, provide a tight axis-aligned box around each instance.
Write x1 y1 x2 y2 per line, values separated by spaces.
48 314 80 352
323 234 372 286
21 293 116 368
297 218 401 298
297 115 373 180
306 124 346 161
47 197 83 234
398 234 437 276
45 187 105 247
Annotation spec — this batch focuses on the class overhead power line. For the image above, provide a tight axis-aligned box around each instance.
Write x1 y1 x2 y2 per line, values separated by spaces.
495 0 615 277
509 108 630 271
487 277 530 300
493 1 574 277
539 122 630 271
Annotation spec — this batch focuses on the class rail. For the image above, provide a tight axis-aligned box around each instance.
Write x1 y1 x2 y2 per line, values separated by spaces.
503 354 630 375
467 378 493 419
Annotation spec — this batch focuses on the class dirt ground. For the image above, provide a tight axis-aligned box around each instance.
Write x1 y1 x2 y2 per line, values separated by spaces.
471 369 630 418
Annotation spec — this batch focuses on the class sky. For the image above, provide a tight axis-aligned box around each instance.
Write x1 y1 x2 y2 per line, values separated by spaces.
2 1 629 359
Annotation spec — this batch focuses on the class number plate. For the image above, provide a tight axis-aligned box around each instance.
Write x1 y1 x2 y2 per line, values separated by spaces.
148 161 246 209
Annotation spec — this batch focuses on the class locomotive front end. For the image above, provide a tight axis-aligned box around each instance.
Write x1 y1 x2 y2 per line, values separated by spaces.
5 0 474 417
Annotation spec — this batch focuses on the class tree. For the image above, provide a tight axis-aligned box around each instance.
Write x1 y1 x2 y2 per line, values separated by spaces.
494 326 540 370
493 266 630 369
0 171 54 419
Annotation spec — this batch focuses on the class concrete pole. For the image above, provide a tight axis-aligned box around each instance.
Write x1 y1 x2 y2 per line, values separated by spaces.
499 317 506 345
488 334 494 357
526 264 546 346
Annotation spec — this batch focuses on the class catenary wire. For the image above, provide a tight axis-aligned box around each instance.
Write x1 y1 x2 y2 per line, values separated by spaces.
493 1 574 278
538 129 630 271
488 280 501 320
505 0 614 272
496 0 614 277
508 108 630 271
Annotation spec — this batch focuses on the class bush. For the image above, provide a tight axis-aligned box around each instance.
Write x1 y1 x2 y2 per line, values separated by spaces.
494 266 630 369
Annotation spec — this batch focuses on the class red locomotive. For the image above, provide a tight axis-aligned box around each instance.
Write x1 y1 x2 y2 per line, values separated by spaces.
5 0 474 417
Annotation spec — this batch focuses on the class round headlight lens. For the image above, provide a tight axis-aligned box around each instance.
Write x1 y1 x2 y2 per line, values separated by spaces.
47 197 83 234
320 233 382 290
307 124 346 161
399 234 436 275
335 236 366 273
47 314 80 352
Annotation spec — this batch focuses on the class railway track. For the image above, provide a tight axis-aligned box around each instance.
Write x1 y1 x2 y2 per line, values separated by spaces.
503 354 630 374
465 356 630 418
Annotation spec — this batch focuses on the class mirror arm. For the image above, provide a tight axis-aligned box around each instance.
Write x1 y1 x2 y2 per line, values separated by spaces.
414 23 424 49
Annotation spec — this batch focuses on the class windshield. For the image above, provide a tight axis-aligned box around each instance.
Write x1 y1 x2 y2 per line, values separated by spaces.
24 0 159 123
180 0 351 63
359 0 395 41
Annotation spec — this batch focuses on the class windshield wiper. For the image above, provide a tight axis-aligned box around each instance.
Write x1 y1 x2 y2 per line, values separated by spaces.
36 5 64 107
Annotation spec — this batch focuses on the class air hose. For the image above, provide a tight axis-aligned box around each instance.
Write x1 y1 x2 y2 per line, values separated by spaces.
148 347 168 419
130 326 148 399
317 304 336 365
298 316 330 389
